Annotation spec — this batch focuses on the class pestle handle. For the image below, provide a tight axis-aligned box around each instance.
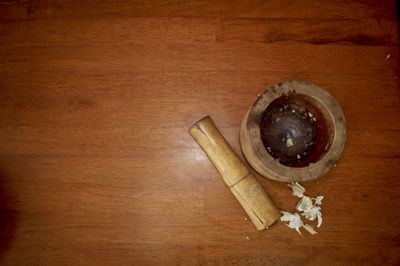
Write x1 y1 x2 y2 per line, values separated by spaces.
189 116 280 230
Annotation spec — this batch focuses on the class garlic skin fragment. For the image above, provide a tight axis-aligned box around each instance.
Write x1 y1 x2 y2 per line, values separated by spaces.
296 196 313 212
317 214 323 228
296 195 323 227
287 182 306 198
303 206 321 221
280 211 304 235
314 196 324 205
302 224 318 235
285 182 324 233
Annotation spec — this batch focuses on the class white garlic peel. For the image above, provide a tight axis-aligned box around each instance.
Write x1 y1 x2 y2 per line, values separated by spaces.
317 214 322 228
303 205 321 221
287 182 305 198
296 196 313 212
315 196 324 205
280 211 304 235
282 183 324 235
296 196 323 228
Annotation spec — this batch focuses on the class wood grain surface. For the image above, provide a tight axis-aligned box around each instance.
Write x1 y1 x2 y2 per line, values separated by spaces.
0 0 399 265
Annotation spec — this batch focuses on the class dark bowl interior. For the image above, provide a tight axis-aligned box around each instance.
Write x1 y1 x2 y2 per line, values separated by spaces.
260 92 334 167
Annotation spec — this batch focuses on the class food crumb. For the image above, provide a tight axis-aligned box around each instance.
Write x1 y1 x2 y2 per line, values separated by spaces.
297 154 301 159
244 217 248 221
246 236 250 240
286 138 293 147
386 54 391 60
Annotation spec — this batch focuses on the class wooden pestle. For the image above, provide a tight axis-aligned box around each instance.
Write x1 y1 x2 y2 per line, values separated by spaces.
189 116 281 230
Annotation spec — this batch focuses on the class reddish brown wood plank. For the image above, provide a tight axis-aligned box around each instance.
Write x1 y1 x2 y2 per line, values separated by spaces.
219 18 398 46
0 0 399 265
1 0 397 21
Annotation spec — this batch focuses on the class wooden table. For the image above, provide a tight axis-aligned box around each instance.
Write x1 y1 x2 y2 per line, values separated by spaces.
0 1 399 265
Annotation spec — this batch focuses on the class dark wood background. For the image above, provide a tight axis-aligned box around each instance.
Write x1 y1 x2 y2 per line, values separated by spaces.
0 0 399 265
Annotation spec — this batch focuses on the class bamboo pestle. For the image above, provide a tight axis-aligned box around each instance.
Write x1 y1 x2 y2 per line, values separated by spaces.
189 116 281 230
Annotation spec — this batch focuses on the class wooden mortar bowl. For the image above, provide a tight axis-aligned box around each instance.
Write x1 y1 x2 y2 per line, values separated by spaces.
240 80 347 182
